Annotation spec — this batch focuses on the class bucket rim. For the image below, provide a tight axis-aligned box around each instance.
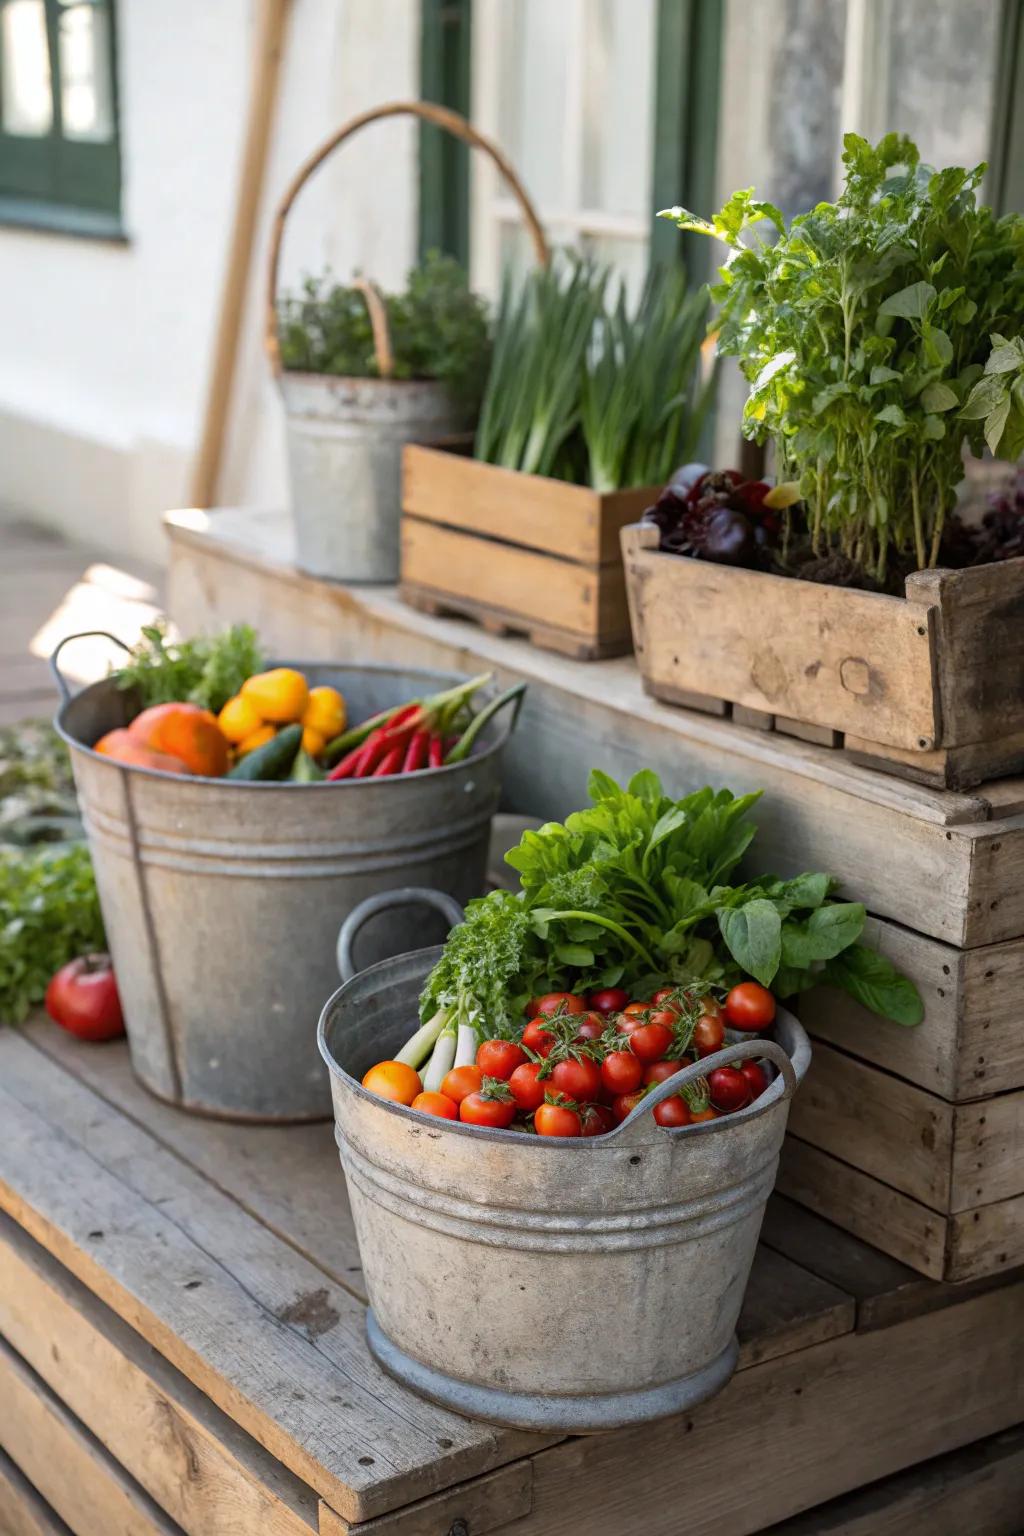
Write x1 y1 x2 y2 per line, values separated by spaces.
54 660 513 789
317 946 812 1150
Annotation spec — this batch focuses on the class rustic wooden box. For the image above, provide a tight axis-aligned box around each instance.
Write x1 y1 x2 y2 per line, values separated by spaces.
622 522 1024 789
401 446 656 660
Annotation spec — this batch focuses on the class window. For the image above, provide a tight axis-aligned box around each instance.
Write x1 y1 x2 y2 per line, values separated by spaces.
0 0 121 234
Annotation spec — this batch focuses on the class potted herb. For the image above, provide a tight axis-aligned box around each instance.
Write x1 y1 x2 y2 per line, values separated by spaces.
401 256 715 659
622 135 1024 786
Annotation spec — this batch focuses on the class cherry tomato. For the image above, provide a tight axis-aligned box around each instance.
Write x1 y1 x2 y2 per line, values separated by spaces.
601 1049 643 1095
708 1066 751 1113
739 1060 769 1100
627 1022 675 1063
574 1012 606 1044
579 1103 617 1136
476 1039 527 1079
460 1090 517 1129
522 1018 556 1057
693 1010 726 1057
45 953 124 1042
551 1056 602 1102
643 1058 683 1086
612 1089 648 1123
411 1091 458 1120
586 987 629 1015
508 1060 545 1112
622 1002 652 1020
440 1064 484 1104
651 986 684 1013
533 992 586 1018
645 1006 680 1030
362 1060 421 1105
653 1095 691 1128
725 982 777 1032
534 1102 582 1137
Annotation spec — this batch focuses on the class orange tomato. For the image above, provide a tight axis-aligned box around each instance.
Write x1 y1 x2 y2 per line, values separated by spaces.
129 702 230 778
93 729 193 775
411 1091 458 1119
361 1060 421 1105
440 1064 483 1103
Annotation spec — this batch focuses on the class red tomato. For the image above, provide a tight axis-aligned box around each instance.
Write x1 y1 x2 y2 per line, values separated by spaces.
622 1002 651 1020
532 992 586 1018
646 1006 680 1029
627 1022 675 1063
579 1103 617 1136
460 1090 517 1129
653 1095 691 1128
643 1059 683 1086
551 1056 602 1102
601 1049 643 1095
693 1010 726 1057
44 953 124 1042
708 1066 751 1113
651 986 684 1013
522 1018 556 1057
508 1060 545 1112
739 1060 769 1100
612 1089 648 1123
586 987 629 1015
534 1102 582 1137
574 1012 606 1043
440 1064 484 1104
476 1039 527 1079
725 982 777 1032
411 1091 458 1120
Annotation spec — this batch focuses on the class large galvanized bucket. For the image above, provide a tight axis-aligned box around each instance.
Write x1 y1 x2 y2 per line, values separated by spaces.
53 639 513 1122
279 371 464 583
319 895 812 1432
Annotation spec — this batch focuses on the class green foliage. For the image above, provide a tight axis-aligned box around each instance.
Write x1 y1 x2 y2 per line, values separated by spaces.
113 622 264 713
475 254 713 489
420 769 921 1031
0 722 81 849
278 251 491 413
661 133 1024 579
0 843 105 1023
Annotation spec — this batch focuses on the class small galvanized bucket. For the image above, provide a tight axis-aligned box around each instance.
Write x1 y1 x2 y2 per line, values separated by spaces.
265 100 550 584
53 636 514 1122
319 892 811 1433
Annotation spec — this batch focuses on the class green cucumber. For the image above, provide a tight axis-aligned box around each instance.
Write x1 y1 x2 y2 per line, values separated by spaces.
227 724 302 781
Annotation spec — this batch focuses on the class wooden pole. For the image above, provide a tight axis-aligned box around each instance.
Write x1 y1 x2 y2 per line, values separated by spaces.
189 0 291 508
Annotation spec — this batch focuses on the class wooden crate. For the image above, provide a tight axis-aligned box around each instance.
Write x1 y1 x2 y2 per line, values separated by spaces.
622 523 1024 789
400 445 656 660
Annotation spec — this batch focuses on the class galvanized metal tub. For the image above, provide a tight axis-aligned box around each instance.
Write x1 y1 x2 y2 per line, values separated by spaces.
319 909 811 1432
280 372 465 583
53 644 511 1121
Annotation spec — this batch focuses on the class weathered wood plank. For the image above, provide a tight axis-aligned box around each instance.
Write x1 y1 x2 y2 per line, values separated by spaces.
512 1280 1024 1536
318 1463 533 1536
952 1089 1024 1210
0 1035 552 1524
0 1449 74 1536
0 1337 182 1536
0 1214 318 1536
735 1246 855 1367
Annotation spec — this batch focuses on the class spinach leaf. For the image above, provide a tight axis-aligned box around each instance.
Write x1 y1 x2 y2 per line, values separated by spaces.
718 899 782 987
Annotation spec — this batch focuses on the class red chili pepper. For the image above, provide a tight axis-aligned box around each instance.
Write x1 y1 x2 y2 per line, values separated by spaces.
428 733 444 769
327 742 367 780
403 730 429 773
372 743 405 777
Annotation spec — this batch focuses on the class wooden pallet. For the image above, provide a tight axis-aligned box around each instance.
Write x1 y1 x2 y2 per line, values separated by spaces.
400 580 630 661
3 1018 1024 1536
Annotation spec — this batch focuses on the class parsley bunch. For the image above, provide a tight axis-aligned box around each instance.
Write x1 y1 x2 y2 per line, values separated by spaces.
113 622 263 713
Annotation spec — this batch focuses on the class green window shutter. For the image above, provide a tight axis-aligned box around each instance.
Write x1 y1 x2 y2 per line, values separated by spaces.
650 0 723 280
990 0 1024 215
419 0 472 267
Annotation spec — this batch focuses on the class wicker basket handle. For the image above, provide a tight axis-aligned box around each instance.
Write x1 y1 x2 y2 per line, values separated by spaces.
265 98 550 377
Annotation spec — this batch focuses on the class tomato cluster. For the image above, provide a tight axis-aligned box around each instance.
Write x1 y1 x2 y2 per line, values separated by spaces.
361 981 777 1139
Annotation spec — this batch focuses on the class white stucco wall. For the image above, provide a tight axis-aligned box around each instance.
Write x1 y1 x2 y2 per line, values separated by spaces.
0 0 419 563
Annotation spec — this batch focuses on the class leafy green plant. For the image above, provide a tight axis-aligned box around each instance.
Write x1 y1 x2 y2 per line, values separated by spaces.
0 722 81 848
661 133 1024 580
419 769 921 1034
475 254 713 490
113 622 263 713
961 333 1024 462
278 251 491 413
0 843 105 1023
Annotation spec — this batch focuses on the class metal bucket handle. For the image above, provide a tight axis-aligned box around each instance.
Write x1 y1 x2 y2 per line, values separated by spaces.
337 888 465 982
49 630 132 704
611 1038 799 1143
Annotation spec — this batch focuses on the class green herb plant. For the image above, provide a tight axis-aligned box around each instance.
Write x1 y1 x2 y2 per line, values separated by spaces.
278 251 491 414
0 843 105 1023
113 621 264 713
661 133 1024 581
419 769 922 1035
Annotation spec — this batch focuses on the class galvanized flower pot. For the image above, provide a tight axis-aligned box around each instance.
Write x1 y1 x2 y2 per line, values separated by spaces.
319 894 812 1432
53 638 513 1122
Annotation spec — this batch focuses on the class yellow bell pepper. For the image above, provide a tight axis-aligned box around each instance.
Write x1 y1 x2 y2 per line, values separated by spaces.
235 723 276 757
301 725 326 757
217 694 264 745
301 685 346 741
241 668 309 724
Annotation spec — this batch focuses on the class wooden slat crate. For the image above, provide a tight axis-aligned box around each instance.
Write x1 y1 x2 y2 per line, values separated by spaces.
622 523 1024 789
400 445 656 659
